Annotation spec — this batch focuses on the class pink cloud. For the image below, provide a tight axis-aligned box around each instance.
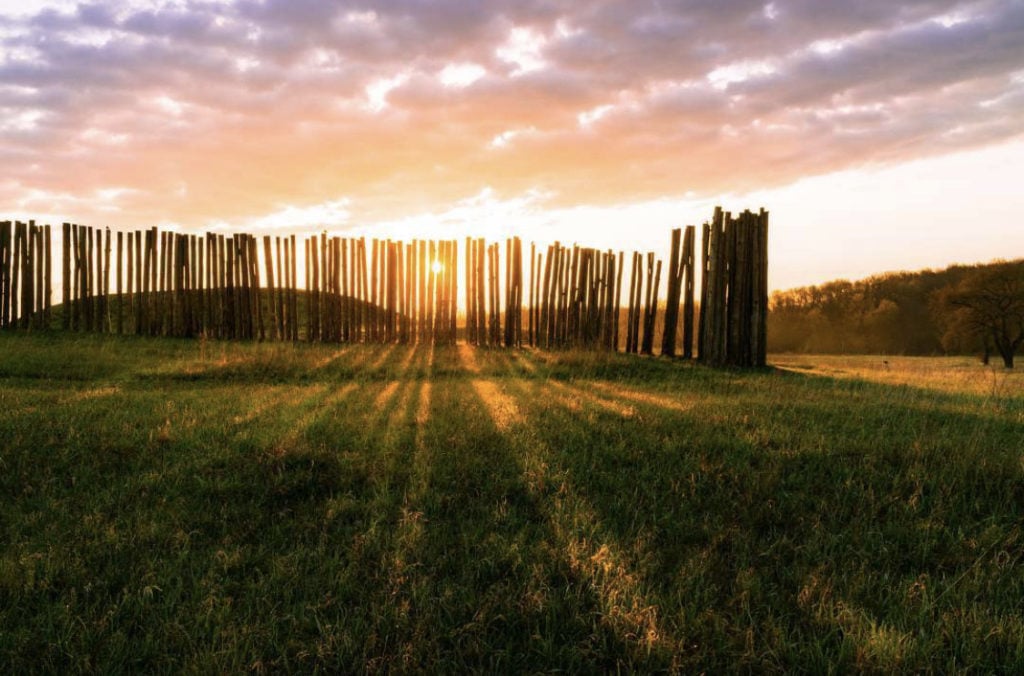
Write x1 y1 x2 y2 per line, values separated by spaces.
0 0 1020 230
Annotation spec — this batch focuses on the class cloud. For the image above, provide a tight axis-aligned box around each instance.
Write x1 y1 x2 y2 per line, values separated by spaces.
0 0 1021 230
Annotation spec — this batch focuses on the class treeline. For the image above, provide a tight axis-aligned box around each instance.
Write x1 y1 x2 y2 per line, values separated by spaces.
769 259 1024 355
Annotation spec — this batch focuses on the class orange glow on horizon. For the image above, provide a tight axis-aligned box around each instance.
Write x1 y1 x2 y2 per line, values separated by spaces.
1 2 1021 295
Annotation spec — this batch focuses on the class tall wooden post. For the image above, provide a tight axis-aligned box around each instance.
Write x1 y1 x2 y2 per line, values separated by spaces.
661 228 682 356
2 221 12 328
115 231 123 334
682 226 696 359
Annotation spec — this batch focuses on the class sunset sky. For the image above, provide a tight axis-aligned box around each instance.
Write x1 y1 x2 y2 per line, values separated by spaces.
2 0 1022 291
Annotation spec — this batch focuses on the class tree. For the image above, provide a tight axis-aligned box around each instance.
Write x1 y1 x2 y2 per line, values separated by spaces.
938 262 1024 368
937 304 993 364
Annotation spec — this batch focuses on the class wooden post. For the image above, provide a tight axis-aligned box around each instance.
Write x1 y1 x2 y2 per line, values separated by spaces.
387 240 396 342
727 212 744 365
146 229 154 335
641 252 655 355
613 251 623 351
404 241 413 344
57 223 69 330
26 223 34 328
353 237 361 342
288 235 297 341
10 223 20 328
182 233 191 337
334 237 342 343
355 237 365 343
35 224 43 326
189 235 198 336
127 232 136 334
631 252 642 354
203 234 213 337
31 224 38 327
308 236 315 340
154 230 161 335
83 226 92 332
319 233 327 342
127 232 135 334
426 240 435 342
281 237 291 341
225 236 236 339
450 239 459 343
134 231 143 335
395 240 404 343
262 236 276 340
719 215 731 362
212 234 221 338
17 222 27 329
2 221 12 328
370 238 379 342
699 209 722 365
682 226 695 359
2 221 11 328
31 221 40 328
235 236 246 339
757 209 769 367
494 243 502 345
247 235 257 340
626 252 638 353
8 220 15 328
661 228 682 356
82 226 92 332
175 233 184 337
116 231 123 334
166 230 175 336
343 238 352 342
513 238 522 347
41 225 50 327
273 237 283 340
11 223 21 328
473 239 483 345
549 244 561 348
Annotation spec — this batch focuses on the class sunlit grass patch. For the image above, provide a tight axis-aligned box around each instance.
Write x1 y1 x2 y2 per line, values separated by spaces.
588 380 700 414
772 353 1024 398
471 379 523 431
545 379 638 418
457 342 481 374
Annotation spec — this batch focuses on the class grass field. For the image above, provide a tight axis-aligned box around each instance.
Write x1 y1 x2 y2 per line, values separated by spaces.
2 333 1023 672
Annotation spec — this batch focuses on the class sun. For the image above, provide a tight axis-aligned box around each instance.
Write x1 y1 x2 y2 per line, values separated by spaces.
431 260 444 274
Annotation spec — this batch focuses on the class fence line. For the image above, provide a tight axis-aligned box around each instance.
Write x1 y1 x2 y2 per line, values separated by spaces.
0 208 767 365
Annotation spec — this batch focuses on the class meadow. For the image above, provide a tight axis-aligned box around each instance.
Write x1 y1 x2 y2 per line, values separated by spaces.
1 333 1023 672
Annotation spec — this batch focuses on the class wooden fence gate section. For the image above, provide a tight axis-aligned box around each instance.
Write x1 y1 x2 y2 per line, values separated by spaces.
0 208 768 366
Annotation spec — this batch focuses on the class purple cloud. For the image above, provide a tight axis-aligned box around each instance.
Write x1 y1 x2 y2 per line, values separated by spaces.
0 0 1020 228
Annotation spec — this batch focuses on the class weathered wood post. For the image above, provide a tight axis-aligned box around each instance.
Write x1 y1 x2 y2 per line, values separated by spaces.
661 228 682 356
682 226 696 359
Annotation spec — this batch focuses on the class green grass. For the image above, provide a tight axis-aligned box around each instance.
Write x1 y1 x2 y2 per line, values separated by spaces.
1 332 1023 672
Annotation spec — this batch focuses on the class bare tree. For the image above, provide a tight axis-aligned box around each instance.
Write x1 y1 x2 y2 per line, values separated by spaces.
938 262 1024 368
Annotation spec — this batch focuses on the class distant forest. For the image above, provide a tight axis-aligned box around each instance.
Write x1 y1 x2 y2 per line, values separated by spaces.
768 259 1024 364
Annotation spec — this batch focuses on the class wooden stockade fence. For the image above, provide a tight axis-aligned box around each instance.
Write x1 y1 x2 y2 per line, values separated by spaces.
0 220 52 331
0 208 768 366
698 207 770 367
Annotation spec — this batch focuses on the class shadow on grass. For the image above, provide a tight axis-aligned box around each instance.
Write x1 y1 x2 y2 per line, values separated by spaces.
354 375 644 671
464 375 677 671
498 369 1024 671
3 336 1023 671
